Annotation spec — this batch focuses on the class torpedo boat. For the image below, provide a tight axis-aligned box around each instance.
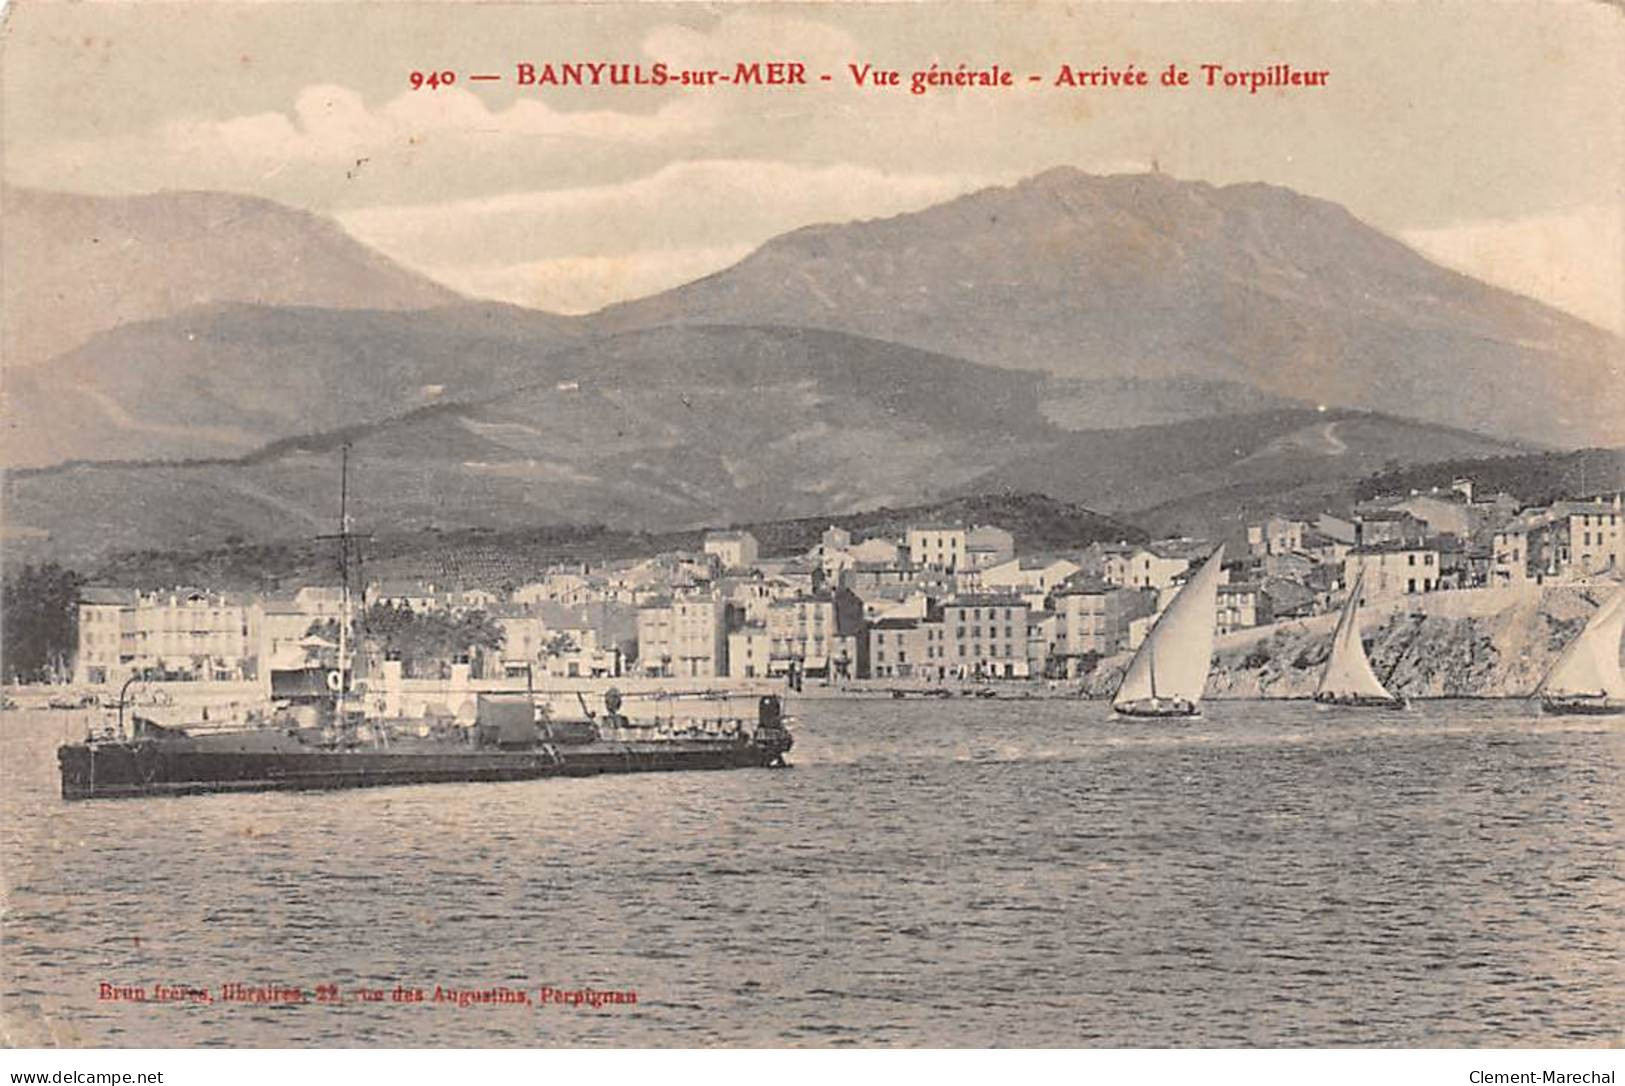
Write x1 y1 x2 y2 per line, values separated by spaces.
56 445 794 800
57 686 794 801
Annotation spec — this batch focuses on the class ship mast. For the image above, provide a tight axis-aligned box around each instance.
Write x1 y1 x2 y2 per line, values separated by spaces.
316 444 354 719
338 443 350 718
1148 637 1158 701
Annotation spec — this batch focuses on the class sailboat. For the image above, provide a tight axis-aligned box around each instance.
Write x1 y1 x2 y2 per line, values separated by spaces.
1113 545 1224 718
1538 583 1625 716
1314 572 1407 708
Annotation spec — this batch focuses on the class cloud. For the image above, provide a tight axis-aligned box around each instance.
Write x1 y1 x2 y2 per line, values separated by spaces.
341 159 1010 260
337 159 1016 312
6 4 1617 328
642 11 861 72
446 245 758 314
9 80 721 206
159 82 718 165
5 11 863 206
1403 206 1624 332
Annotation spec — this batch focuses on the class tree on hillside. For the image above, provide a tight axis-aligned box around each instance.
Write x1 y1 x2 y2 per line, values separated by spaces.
353 603 505 677
2 563 85 683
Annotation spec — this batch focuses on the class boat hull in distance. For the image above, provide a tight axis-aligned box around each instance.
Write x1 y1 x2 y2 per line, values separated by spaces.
1539 695 1625 717
1113 697 1201 718
1313 692 1409 710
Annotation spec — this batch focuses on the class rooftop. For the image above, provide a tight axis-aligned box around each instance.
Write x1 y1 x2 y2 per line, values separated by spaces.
1146 538 1214 560
1052 572 1115 596
80 586 138 606
1553 500 1622 517
944 595 1030 609
1348 541 1438 556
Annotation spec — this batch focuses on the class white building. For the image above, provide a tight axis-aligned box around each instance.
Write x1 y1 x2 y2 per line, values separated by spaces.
869 618 930 678
728 625 773 679
1247 516 1307 557
981 556 1081 597
1346 544 1441 601
850 537 902 565
1104 547 1190 592
637 596 729 678
76 587 262 685
907 524 967 572
703 530 760 572
965 525 1016 570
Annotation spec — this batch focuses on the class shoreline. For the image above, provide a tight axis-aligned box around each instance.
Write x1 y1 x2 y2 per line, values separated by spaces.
0 681 1561 708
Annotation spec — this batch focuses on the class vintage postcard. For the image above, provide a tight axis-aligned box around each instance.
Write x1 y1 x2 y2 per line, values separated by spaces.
1 0 1622 1059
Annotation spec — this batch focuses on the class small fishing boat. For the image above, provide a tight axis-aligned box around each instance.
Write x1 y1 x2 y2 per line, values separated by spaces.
1112 546 1224 718
1538 583 1625 716
1314 571 1407 709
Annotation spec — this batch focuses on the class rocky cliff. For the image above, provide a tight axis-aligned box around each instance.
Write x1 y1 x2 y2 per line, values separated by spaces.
1082 585 1619 700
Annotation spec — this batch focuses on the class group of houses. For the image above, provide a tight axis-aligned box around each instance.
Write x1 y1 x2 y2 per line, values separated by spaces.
70 481 1623 687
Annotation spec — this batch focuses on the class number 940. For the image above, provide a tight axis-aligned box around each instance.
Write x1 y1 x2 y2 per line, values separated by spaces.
409 70 456 90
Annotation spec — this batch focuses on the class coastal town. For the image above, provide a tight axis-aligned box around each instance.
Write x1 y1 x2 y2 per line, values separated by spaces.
51 481 1625 698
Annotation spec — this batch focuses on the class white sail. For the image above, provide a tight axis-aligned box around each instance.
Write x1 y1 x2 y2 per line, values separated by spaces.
1541 584 1625 699
1114 546 1225 707
1316 572 1396 701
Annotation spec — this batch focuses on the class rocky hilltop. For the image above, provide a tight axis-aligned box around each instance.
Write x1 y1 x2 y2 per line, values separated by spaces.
1082 584 1620 701
8 169 1623 472
601 168 1624 447
2 186 462 370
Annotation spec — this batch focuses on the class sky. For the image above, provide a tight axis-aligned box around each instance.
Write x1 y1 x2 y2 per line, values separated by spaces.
3 1 1621 328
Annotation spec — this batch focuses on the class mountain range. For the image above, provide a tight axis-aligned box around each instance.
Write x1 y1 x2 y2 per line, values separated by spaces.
3 325 1526 565
1 186 460 370
596 169 1623 446
2 168 1620 564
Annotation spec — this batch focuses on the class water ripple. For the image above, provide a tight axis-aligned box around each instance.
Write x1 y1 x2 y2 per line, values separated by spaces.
2 700 1620 1046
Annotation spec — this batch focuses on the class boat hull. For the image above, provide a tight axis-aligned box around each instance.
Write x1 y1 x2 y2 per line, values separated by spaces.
1539 697 1625 717
1313 693 1409 710
1112 698 1200 719
58 737 785 801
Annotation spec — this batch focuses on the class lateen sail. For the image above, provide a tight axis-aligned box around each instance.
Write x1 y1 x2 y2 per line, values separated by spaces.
1316 572 1396 702
1114 546 1225 708
1541 584 1625 699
